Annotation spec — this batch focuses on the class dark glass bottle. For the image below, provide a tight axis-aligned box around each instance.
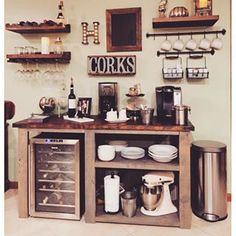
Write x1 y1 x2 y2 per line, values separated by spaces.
68 78 76 118
56 1 65 25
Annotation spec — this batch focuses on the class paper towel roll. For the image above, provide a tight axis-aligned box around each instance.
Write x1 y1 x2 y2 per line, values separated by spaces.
104 174 120 213
41 37 50 54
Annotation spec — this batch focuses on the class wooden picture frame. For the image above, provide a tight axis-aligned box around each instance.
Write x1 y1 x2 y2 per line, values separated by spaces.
77 97 92 117
106 7 142 52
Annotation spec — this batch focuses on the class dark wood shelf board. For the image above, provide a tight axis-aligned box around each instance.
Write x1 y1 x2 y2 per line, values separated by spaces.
95 154 179 171
6 52 71 64
96 205 180 227
152 15 219 28
5 24 71 34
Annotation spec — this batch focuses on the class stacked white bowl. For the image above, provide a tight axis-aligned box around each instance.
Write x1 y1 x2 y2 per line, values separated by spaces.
148 144 178 163
97 145 116 161
108 140 128 152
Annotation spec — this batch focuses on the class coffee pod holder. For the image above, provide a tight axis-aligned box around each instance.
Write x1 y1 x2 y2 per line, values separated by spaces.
186 55 209 79
162 56 183 79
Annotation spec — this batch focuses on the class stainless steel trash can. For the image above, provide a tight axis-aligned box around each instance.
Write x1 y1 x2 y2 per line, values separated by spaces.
191 140 227 222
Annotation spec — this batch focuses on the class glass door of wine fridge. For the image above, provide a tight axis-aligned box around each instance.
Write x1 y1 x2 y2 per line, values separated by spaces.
29 137 81 220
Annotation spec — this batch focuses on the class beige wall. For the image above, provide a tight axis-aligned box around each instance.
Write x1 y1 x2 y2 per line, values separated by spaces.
4 0 231 191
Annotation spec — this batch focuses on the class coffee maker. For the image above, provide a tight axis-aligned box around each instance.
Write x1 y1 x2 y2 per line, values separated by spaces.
99 82 118 118
156 86 182 119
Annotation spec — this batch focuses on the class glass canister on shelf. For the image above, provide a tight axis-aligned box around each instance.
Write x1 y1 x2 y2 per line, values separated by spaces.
53 37 64 54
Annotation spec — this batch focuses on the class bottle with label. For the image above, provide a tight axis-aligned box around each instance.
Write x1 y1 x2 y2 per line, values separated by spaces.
68 78 76 117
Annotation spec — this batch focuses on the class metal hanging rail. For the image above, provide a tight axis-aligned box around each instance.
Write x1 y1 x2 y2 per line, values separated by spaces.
157 49 215 57
147 28 226 38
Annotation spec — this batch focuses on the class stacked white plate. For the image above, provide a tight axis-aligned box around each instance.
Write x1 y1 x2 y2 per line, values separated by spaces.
121 147 145 160
148 144 178 163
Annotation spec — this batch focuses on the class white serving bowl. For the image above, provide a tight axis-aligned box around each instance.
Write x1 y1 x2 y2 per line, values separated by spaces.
108 140 128 152
97 145 116 161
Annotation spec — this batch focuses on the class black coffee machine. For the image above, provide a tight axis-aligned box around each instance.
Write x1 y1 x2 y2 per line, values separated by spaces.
99 82 118 118
156 86 182 119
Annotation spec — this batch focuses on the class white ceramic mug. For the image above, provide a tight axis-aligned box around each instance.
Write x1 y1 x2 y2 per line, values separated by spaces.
185 38 197 51
160 38 172 51
173 38 184 51
199 37 211 50
211 37 223 50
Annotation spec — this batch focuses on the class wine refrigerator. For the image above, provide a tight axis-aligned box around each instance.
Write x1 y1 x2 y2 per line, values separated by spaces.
29 135 83 220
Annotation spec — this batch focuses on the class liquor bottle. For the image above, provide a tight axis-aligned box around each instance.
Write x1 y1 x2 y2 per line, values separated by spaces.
68 78 76 118
56 1 65 25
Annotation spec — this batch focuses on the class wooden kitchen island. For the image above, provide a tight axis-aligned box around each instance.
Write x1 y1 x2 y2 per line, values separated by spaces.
13 116 194 229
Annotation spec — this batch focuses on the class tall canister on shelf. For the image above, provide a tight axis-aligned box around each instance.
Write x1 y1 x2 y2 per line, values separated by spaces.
191 140 227 222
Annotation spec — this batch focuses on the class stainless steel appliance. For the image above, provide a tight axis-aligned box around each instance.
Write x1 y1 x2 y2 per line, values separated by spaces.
99 82 118 118
29 135 83 220
191 140 227 222
156 86 182 119
140 171 177 216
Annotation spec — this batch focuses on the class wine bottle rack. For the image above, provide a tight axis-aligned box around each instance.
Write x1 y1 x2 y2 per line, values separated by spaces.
29 137 82 220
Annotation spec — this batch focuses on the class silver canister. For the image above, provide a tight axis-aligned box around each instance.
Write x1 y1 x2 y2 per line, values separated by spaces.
121 191 137 217
173 105 191 125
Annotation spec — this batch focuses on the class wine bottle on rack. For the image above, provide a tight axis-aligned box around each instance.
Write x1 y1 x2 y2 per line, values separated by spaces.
68 77 76 118
43 192 63 204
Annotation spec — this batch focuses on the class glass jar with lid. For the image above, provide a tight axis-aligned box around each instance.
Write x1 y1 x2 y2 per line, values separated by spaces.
53 37 64 54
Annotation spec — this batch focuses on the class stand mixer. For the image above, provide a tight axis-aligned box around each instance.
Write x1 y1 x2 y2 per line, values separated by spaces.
140 171 177 216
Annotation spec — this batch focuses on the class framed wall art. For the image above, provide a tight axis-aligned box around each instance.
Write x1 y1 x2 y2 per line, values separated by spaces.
106 7 142 52
77 97 92 117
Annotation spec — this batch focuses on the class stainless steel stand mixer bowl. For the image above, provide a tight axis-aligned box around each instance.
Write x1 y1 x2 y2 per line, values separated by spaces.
140 184 162 211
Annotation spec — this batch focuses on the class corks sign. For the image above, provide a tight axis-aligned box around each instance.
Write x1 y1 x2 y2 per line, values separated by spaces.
88 55 136 76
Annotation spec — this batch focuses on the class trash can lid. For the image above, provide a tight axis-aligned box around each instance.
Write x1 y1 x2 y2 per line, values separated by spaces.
191 140 226 153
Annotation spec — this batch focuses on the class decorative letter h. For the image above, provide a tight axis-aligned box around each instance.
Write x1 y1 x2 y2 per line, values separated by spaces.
81 22 100 45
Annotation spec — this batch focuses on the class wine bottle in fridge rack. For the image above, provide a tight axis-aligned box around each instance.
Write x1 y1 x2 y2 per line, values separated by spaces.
68 77 76 117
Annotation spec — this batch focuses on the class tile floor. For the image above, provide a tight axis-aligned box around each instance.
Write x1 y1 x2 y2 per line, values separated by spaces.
4 189 231 236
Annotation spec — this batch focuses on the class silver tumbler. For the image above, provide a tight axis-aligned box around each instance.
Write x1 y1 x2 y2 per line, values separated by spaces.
121 191 137 217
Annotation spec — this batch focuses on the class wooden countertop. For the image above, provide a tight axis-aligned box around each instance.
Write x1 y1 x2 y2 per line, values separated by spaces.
13 116 194 132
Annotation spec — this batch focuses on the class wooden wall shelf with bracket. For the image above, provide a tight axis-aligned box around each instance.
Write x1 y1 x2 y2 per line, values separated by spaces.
152 15 219 28
5 23 71 34
6 52 71 64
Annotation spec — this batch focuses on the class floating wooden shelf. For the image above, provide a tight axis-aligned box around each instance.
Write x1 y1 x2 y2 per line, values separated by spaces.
152 15 219 28
6 52 71 64
5 24 71 34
